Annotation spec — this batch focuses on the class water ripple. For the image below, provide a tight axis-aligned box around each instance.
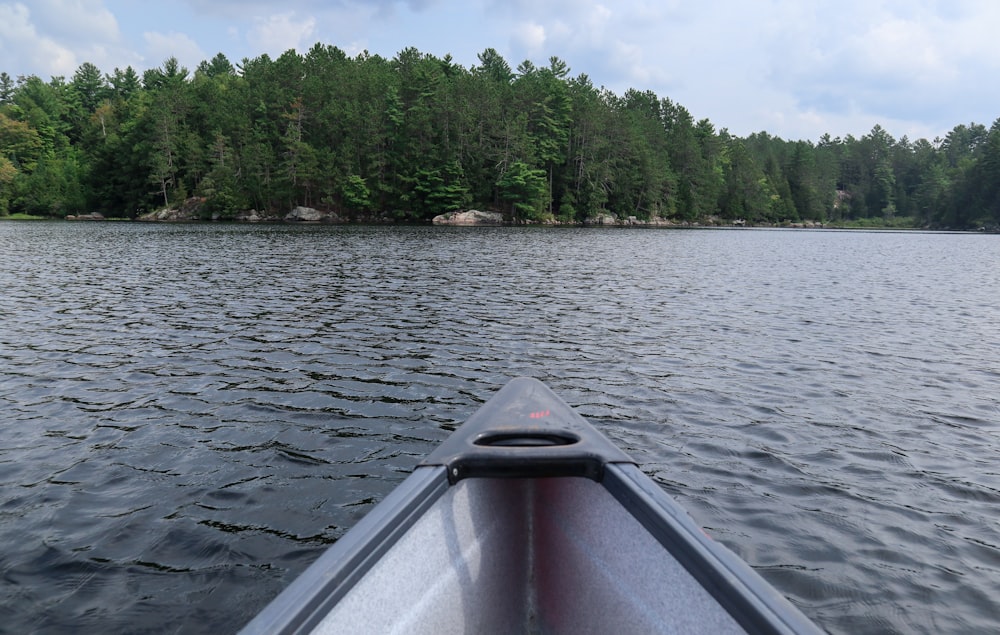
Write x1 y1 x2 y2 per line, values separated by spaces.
1 223 999 633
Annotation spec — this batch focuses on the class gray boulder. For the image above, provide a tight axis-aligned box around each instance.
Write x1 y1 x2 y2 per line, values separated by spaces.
432 210 503 225
583 213 618 226
285 206 328 222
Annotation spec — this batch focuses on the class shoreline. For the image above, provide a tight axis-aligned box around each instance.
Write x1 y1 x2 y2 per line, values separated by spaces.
5 216 994 233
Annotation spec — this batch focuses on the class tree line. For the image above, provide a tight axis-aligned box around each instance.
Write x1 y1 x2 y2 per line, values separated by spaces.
1 44 999 229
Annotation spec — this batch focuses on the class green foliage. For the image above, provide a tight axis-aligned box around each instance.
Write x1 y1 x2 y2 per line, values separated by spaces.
3 212 47 220
0 48 998 229
0 110 43 170
108 66 141 101
0 156 15 214
341 174 372 212
497 161 547 220
0 72 14 104
719 139 774 221
412 162 470 216
833 216 918 229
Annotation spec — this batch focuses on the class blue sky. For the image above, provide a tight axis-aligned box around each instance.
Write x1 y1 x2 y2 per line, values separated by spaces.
2 0 999 142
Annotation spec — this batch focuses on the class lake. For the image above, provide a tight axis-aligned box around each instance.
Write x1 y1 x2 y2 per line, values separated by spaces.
1 222 998 633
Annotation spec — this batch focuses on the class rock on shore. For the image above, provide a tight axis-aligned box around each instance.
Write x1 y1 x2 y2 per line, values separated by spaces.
432 210 504 225
233 209 281 222
137 200 343 223
284 206 345 222
137 197 206 222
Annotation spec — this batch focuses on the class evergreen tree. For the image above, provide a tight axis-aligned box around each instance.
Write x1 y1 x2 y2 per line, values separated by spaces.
1 72 16 104
0 43 996 228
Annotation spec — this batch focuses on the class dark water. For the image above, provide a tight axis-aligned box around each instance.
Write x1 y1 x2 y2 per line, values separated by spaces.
1 222 998 634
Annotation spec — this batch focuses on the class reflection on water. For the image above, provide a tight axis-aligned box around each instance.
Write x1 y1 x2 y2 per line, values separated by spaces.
1 222 999 633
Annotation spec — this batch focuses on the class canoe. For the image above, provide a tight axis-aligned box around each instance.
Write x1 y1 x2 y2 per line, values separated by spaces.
240 377 822 634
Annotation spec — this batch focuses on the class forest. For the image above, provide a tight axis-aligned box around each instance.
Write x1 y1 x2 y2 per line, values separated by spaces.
1 44 999 229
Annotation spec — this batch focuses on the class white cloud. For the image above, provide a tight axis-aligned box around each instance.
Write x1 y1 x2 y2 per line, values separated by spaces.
581 3 612 43
0 0 143 77
0 2 79 76
513 21 546 53
29 0 120 42
754 0 1000 136
2 0 998 141
143 31 206 72
859 18 949 80
246 12 318 56
607 40 671 90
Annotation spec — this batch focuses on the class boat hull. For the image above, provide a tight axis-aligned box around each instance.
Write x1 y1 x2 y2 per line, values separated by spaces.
241 378 821 634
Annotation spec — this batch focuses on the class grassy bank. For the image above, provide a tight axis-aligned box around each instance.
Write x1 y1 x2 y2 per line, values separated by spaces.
1 213 49 220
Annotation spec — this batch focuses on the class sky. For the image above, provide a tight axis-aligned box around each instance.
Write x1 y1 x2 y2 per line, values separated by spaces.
2 0 999 142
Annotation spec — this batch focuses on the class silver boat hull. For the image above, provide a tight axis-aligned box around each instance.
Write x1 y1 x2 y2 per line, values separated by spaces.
241 378 821 634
